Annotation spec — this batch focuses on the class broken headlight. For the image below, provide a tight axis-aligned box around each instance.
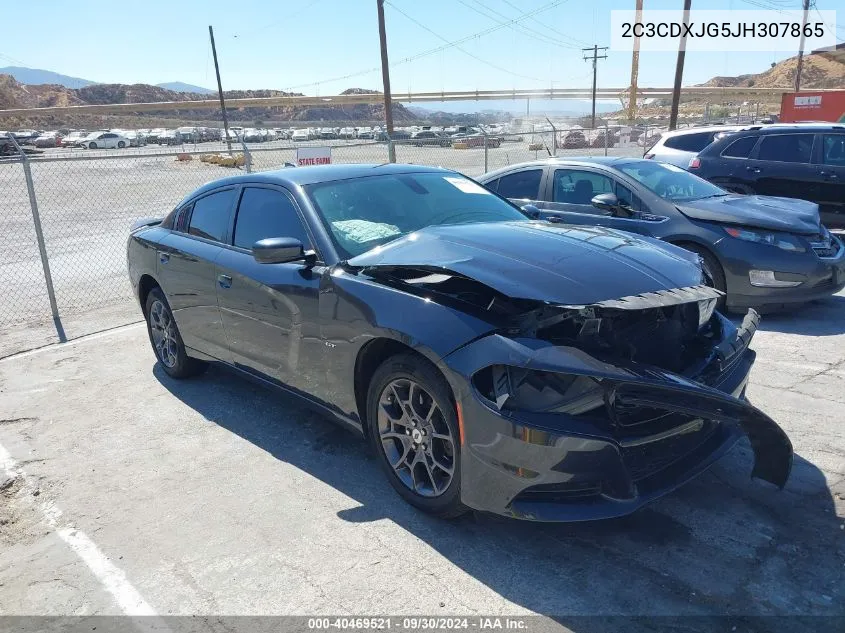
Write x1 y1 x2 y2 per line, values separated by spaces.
473 365 605 415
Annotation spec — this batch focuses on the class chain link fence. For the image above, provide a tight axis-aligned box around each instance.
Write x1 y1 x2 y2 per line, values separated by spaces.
0 126 647 357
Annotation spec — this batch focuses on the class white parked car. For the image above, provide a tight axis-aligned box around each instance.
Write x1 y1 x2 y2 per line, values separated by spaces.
60 131 87 147
643 125 741 168
79 131 131 149
33 131 61 148
291 128 311 141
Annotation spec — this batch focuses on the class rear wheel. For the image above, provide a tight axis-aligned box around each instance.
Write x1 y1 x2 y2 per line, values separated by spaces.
366 353 467 518
144 287 207 379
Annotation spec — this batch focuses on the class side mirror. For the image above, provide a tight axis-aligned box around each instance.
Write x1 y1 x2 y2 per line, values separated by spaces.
252 237 308 264
591 193 620 214
521 204 541 219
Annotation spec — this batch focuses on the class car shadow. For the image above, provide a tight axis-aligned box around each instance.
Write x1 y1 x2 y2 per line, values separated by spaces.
748 293 845 336
154 364 843 623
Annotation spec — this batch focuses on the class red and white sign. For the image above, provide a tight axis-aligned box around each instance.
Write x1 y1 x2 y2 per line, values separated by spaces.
296 146 332 167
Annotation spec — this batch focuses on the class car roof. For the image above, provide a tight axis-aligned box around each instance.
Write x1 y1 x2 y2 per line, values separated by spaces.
659 125 742 137
479 156 656 180
185 163 456 199
736 122 845 132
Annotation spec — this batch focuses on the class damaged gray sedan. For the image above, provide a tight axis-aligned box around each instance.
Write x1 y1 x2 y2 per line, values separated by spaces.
127 164 793 521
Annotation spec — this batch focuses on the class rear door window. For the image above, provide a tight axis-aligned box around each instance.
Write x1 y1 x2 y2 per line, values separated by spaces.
821 135 845 166
188 188 237 242
663 132 714 152
496 169 542 200
756 134 814 163
721 136 758 158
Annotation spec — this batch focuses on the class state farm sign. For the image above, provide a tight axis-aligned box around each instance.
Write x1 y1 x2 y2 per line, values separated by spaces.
296 146 332 166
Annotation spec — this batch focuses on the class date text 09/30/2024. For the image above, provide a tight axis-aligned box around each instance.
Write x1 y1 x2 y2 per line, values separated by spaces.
307 617 530 630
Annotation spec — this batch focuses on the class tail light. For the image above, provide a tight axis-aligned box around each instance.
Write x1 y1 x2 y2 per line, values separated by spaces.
688 157 701 169
644 153 655 159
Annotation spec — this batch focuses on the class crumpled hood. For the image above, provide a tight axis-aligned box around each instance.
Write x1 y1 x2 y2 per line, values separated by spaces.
677 194 821 235
348 221 704 305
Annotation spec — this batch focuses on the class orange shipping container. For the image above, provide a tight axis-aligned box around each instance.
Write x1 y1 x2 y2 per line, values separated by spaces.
780 91 845 123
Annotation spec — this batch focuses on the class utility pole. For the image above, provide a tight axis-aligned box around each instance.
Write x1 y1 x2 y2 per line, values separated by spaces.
209 25 232 153
627 0 644 121
794 0 811 92
583 45 608 129
376 0 395 162
668 0 692 131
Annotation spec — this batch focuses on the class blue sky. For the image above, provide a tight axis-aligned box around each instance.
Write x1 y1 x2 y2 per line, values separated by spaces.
1 0 842 95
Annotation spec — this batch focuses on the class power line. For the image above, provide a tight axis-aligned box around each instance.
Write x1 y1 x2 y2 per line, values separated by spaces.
388 2 547 81
457 0 580 50
232 0 323 39
280 0 566 90
498 0 589 46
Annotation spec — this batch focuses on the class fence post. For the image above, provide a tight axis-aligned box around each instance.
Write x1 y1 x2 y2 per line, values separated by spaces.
483 130 489 173
604 123 609 157
387 137 396 163
545 118 557 156
8 135 63 340
240 137 252 172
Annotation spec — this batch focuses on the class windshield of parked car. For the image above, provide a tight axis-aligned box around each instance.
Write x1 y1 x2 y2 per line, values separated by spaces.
305 172 529 258
616 160 727 202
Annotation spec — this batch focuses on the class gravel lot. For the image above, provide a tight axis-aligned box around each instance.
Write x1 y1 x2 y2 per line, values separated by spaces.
0 291 843 626
0 141 642 358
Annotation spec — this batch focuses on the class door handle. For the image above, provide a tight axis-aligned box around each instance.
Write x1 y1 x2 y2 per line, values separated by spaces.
158 251 169 264
217 274 232 289
819 171 839 180
746 166 761 173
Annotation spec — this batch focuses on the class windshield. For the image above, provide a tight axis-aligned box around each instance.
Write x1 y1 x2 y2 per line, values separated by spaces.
306 172 528 258
617 160 726 202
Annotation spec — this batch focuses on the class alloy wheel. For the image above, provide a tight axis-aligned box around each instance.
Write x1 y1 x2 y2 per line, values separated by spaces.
377 378 456 497
149 299 178 368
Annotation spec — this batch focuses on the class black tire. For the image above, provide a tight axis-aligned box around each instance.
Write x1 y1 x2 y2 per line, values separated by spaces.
117 141 126 148
679 243 727 308
88 142 97 149
144 287 207 379
366 352 468 519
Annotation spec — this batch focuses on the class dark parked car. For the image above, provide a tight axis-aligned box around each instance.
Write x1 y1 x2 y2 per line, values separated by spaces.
410 131 451 147
690 124 845 229
478 158 845 312
127 164 791 521
563 130 588 149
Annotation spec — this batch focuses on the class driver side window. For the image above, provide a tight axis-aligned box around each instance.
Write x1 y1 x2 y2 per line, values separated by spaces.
553 169 613 206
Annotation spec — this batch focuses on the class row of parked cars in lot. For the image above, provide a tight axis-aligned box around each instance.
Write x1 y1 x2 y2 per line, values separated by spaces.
125 121 841 523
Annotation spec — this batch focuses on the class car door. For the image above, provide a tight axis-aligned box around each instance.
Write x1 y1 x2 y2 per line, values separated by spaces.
540 167 663 235
488 167 545 208
815 133 845 228
747 132 817 201
215 185 323 391
157 186 238 362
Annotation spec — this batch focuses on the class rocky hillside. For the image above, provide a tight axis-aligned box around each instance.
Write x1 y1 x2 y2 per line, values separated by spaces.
614 51 844 121
700 53 845 90
0 76 414 127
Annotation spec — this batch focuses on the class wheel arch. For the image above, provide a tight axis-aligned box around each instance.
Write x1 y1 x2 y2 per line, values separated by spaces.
353 337 454 432
138 274 160 310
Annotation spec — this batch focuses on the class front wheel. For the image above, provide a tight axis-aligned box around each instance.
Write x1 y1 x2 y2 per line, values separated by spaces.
680 244 727 308
117 141 126 148
144 288 207 379
88 142 97 149
366 353 467 519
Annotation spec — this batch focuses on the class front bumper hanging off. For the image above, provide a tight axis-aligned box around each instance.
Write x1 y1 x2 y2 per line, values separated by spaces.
443 311 793 522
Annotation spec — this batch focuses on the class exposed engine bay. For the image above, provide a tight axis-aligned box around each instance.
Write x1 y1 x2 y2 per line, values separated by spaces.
362 265 722 375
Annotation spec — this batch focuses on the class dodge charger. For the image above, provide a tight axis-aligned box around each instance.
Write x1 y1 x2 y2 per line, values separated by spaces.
127 164 792 521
